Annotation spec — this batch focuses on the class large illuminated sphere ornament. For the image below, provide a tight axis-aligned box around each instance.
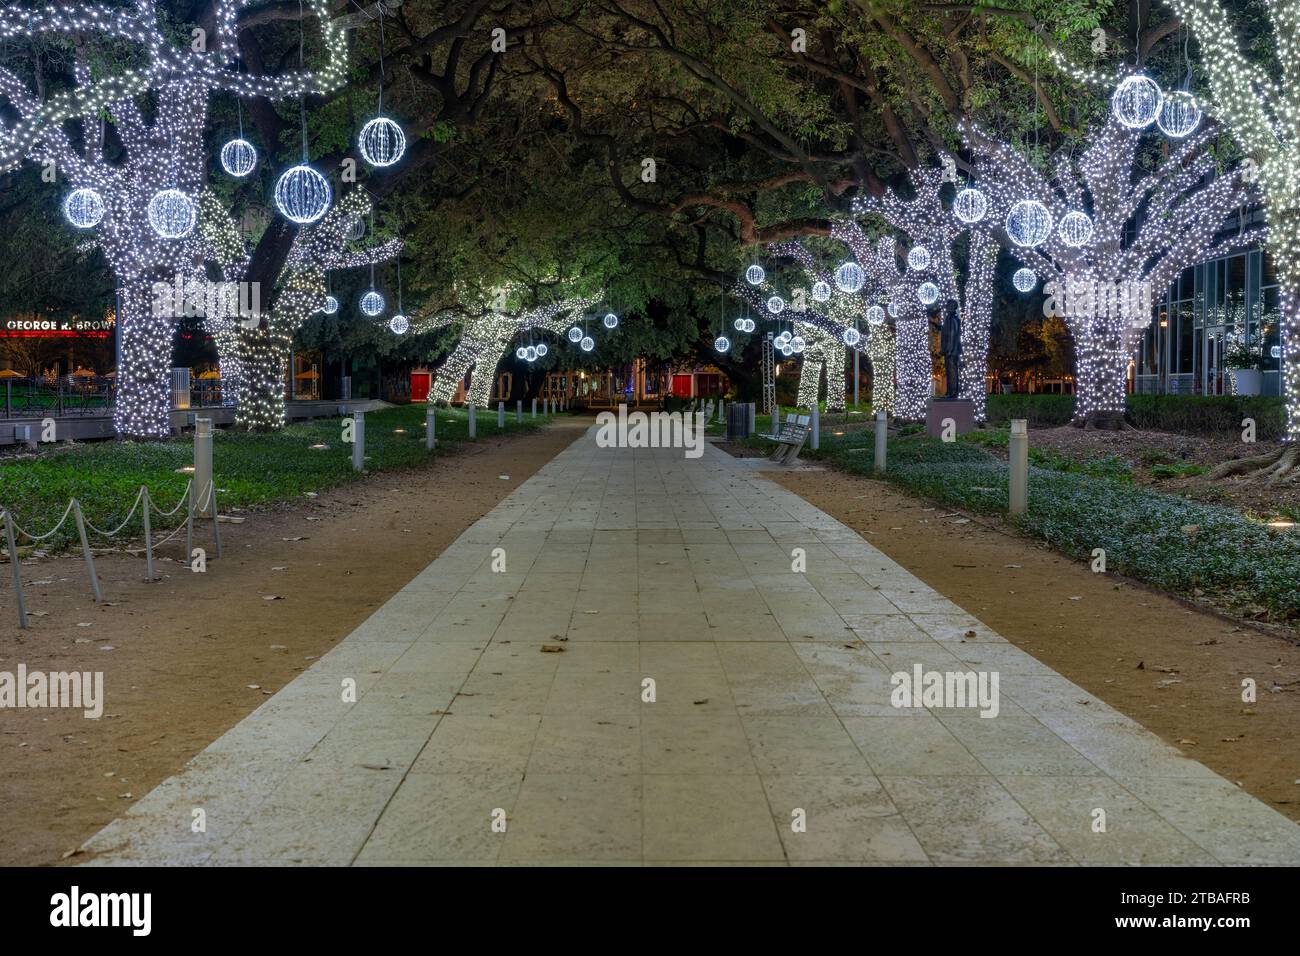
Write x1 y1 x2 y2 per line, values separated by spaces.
745 318 757 333
1006 199 1053 248
907 246 931 271
918 282 940 306
835 261 865 293
321 295 339 315
733 317 746 332
781 342 794 357
766 295 785 314
791 335 806 354
953 187 988 224
536 343 548 357
714 335 731 353
866 305 886 326
220 138 257 178
1157 91 1201 138
580 335 595 352
842 327 861 347
811 280 831 302
63 187 105 228
567 326 583 343
358 116 407 168
745 264 766 285
887 300 900 318
147 189 197 239
360 290 385 316
345 216 366 241
1058 210 1095 248
516 346 528 360
389 314 409 335
1012 268 1038 293
524 346 538 362
603 312 618 329
1111 74 1162 129
274 164 332 224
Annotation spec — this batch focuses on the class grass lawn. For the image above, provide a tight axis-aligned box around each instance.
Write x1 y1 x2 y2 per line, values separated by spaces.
0 404 550 550
806 428 1300 624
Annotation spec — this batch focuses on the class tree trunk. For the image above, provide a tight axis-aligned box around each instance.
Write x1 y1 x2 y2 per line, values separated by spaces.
1072 336 1131 428
865 327 896 416
112 280 173 439
894 313 932 420
236 322 291 431
1266 200 1300 441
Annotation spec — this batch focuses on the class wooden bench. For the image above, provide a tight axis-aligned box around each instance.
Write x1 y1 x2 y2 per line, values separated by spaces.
768 413 811 465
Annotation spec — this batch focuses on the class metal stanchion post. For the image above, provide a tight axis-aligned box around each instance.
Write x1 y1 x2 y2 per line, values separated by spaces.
71 499 102 603
141 487 156 581
193 417 214 518
4 510 27 629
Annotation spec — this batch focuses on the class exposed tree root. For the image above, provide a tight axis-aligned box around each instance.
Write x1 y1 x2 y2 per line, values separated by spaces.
1207 445 1300 485
1076 410 1136 431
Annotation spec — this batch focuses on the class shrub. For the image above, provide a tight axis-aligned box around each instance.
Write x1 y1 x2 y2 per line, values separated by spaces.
1125 394 1286 439
985 393 1076 427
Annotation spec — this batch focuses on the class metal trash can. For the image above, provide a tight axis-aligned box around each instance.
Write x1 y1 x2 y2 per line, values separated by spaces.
726 402 754 440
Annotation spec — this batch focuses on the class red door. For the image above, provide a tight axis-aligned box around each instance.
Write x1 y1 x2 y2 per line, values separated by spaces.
671 374 693 399
410 371 431 403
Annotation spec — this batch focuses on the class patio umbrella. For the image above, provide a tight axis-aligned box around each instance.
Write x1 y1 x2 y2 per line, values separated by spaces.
70 367 96 377
295 369 320 380
0 369 25 379
198 370 222 380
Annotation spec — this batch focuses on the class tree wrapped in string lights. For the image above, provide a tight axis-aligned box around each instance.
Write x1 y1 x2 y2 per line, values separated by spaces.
1156 0 1300 459
730 272 850 413
414 291 600 407
0 1 348 437
849 167 1000 422
964 115 1259 427
832 223 929 419
237 188 400 430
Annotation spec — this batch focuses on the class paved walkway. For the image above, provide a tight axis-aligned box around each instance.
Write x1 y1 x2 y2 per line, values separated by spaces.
85 430 1300 865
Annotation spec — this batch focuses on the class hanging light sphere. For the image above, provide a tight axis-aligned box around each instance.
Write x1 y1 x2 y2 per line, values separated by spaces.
811 280 831 302
602 312 618 329
733 317 746 331
1111 74 1163 129
147 188 197 239
580 335 595 352
1157 90 1201 138
63 187 105 228
907 245 931 271
714 335 731 353
745 264 766 285
743 318 756 333
220 138 257 178
866 305 886 326
781 342 794 357
567 326 583 343
389 314 409 335
792 335 806 353
1012 267 1038 293
918 281 940 306
358 116 407 168
524 345 538 362
835 261 865 293
536 343 548 357
345 216 366 241
321 295 339 314
275 164 331 224
1058 210 1095 247
360 290 385 316
1006 199 1053 248
766 295 785 314
516 346 528 360
953 187 988 224
842 327 861 347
